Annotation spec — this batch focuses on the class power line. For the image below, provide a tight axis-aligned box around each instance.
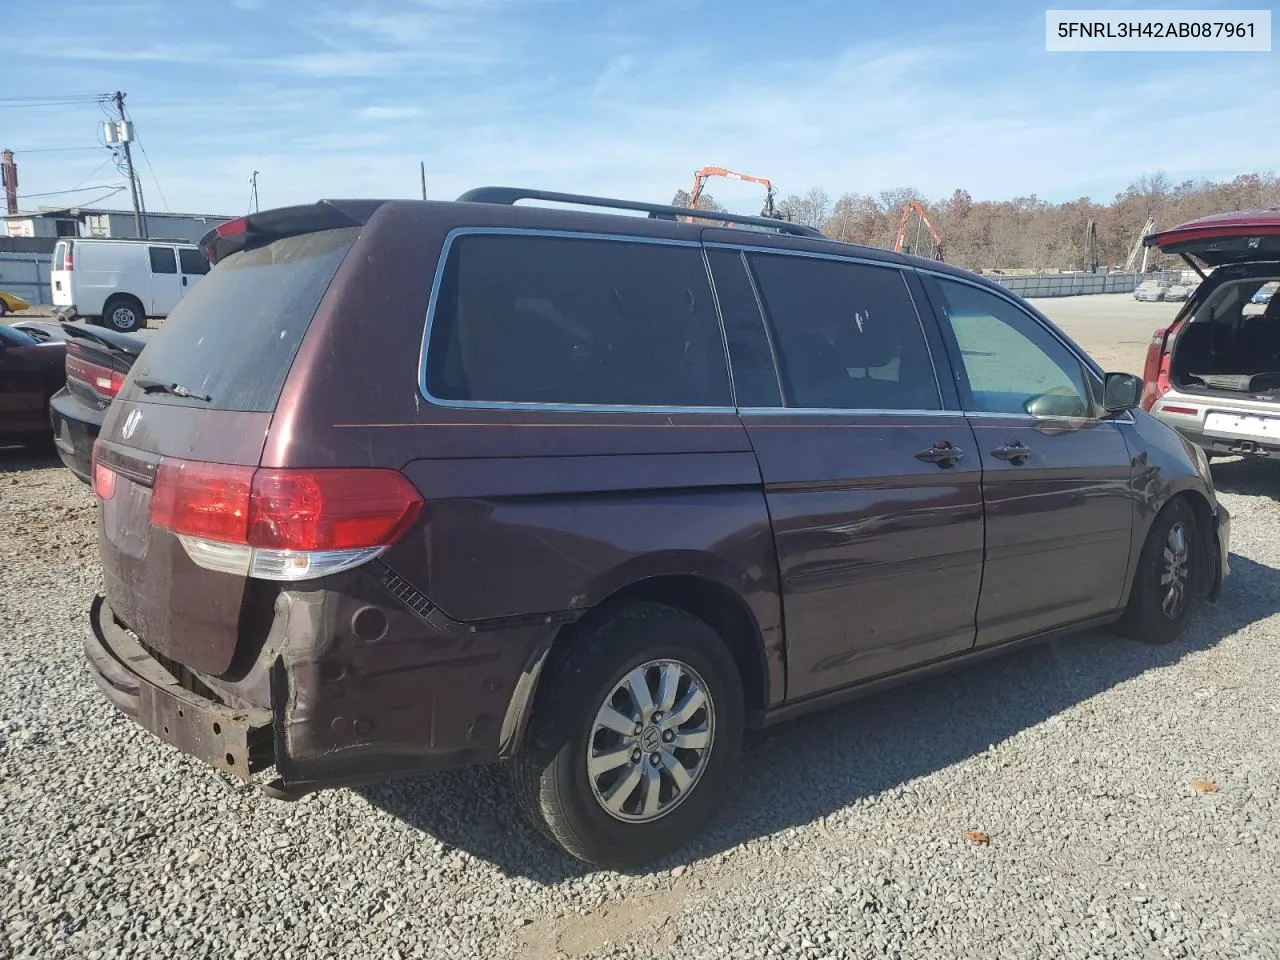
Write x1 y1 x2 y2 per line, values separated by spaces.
5 146 101 154
0 94 105 102
0 95 109 109
27 185 128 210
17 183 124 200
123 105 170 214
71 156 117 191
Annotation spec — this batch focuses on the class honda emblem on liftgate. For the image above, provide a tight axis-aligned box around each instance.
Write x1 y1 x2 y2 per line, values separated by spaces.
121 408 142 440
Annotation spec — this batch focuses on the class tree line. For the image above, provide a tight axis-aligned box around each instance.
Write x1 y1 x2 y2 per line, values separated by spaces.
675 171 1280 273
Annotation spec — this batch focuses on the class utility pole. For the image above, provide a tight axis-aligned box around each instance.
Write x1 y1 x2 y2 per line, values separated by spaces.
112 91 146 239
250 170 260 213
420 161 427 201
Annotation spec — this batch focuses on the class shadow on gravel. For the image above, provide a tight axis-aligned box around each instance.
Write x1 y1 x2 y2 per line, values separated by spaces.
0 446 60 474
1211 456 1280 500
359 550 1280 882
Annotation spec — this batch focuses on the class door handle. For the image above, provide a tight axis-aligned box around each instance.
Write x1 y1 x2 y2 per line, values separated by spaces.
914 441 964 467
182 276 188 286
991 440 1032 464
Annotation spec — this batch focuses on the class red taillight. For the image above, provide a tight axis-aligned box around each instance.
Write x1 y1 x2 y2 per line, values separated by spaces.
66 352 126 398
216 218 248 239
1139 324 1178 411
150 460 423 552
1161 405 1199 416
247 469 423 551
151 460 254 543
64 248 74 271
91 441 116 500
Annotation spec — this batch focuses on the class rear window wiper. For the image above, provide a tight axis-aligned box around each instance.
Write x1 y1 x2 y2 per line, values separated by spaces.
134 377 213 402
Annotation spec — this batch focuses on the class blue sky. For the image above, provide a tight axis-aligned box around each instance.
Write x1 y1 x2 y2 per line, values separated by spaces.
3 0 1277 218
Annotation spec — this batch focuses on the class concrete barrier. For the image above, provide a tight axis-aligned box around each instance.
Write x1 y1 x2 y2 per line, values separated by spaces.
987 270 1185 298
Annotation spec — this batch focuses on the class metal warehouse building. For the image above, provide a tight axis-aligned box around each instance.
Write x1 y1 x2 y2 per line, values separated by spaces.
3 206 233 244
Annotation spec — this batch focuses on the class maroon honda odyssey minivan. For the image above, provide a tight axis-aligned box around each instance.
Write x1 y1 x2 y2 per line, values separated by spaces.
85 188 1229 867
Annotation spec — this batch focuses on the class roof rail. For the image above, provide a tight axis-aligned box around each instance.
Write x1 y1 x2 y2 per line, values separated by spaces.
456 186 825 239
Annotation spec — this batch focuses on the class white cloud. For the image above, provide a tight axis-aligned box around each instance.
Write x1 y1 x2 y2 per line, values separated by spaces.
357 105 424 121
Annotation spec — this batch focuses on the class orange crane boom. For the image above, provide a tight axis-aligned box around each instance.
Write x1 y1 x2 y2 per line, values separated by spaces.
893 200 944 260
687 166 778 219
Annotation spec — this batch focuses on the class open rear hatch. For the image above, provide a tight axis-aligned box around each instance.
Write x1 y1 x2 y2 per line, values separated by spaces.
94 202 377 679
1146 210 1280 267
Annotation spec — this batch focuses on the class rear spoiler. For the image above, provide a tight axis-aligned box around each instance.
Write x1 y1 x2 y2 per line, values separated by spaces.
199 200 385 265
60 323 147 357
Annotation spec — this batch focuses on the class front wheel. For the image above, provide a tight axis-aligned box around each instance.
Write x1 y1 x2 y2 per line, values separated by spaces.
512 602 743 868
1116 497 1198 644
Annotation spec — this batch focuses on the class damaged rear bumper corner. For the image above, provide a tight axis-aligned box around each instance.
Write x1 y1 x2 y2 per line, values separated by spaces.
86 595 273 779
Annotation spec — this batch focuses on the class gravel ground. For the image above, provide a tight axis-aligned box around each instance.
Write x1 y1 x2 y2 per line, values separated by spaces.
3 442 1280 958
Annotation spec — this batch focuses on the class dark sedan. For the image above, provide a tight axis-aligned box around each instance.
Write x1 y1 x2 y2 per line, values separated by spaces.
0 323 66 448
49 324 146 482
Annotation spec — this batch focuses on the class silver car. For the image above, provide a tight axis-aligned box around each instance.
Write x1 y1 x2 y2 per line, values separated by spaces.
1140 211 1280 457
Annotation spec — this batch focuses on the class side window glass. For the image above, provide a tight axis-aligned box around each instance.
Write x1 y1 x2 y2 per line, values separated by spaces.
148 247 178 274
179 248 210 275
705 248 782 407
933 278 1091 417
748 253 941 410
426 235 732 407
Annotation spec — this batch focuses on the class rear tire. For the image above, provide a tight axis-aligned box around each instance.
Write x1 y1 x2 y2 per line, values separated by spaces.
512 602 743 868
1116 497 1197 645
0 300 7 317
102 296 144 333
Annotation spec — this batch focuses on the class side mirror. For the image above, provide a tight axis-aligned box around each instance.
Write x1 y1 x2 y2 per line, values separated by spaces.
1025 391 1089 419
1103 372 1142 413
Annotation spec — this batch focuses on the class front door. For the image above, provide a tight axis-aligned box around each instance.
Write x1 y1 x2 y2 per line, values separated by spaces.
923 274 1135 647
147 246 182 314
707 246 985 700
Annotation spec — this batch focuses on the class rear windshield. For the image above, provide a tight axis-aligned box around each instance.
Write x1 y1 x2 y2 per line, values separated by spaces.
125 227 358 411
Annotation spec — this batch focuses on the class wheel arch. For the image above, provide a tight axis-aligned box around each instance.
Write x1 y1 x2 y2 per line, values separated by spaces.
500 570 778 758
102 292 146 319
1122 486 1218 608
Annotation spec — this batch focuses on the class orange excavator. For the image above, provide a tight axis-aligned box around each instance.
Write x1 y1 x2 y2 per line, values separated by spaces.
686 166 779 219
893 200 945 260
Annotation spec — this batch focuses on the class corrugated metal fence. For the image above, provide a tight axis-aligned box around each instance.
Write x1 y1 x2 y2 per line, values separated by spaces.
0 252 53 306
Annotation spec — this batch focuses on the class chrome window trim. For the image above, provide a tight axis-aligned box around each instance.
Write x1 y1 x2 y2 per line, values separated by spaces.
417 227 733 414
739 407 966 418
703 241 903 272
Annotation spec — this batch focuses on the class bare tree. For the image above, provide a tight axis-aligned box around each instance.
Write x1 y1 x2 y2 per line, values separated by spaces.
776 187 832 229
671 189 726 212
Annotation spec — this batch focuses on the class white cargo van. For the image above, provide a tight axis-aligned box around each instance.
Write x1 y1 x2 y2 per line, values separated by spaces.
50 238 210 333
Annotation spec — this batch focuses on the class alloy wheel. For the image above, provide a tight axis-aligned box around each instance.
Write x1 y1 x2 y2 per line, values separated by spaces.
1160 520 1190 618
586 659 715 823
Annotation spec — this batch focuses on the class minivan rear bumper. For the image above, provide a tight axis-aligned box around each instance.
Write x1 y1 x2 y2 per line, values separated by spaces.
86 595 273 779
86 580 561 792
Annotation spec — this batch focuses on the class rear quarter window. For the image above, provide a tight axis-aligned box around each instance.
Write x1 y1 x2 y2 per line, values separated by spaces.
125 227 358 412
425 233 732 407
